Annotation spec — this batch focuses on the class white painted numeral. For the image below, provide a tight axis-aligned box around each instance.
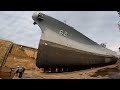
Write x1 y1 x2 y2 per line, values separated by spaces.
59 30 64 35
59 30 68 37
64 31 68 37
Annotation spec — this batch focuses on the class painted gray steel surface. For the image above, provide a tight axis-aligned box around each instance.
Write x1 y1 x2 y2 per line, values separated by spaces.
32 12 118 68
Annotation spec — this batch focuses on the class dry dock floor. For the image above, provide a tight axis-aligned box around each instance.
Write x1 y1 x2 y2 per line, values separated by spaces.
13 63 120 79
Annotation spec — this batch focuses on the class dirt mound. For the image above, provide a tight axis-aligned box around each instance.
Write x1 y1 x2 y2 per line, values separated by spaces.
0 40 13 67
0 39 39 79
4 44 38 70
10 44 37 59
0 39 12 47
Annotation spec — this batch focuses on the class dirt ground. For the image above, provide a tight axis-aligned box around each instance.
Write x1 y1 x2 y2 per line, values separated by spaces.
12 63 120 79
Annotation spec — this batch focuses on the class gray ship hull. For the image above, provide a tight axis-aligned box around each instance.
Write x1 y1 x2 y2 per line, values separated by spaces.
32 12 118 68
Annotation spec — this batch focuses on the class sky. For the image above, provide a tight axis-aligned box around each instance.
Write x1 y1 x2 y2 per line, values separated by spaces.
0 11 120 53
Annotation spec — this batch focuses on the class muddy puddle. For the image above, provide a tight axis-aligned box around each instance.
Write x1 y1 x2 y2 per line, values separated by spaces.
90 66 120 78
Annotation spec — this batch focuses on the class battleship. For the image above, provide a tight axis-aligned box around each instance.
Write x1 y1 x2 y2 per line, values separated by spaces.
32 12 118 72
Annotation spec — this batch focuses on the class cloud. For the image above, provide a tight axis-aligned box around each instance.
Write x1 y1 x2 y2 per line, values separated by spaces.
40 11 120 52
0 11 41 49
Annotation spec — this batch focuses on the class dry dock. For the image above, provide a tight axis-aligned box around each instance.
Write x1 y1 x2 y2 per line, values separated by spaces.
0 39 120 79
